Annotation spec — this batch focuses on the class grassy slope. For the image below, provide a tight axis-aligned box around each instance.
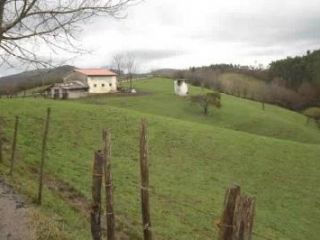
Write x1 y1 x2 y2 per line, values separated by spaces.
0 78 319 239
80 78 320 144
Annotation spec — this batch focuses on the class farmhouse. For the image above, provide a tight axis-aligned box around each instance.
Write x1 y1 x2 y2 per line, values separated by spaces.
48 68 117 99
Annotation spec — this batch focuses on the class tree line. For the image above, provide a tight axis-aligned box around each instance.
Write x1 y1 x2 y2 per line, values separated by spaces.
171 50 320 111
269 49 320 89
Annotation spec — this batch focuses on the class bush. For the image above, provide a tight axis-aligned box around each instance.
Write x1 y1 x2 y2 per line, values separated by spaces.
190 92 221 115
303 107 320 120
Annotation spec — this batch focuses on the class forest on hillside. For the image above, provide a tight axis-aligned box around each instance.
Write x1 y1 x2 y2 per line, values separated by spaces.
269 49 320 88
173 50 320 110
0 66 75 95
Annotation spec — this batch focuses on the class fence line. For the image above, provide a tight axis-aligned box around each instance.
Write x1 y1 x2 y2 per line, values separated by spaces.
0 113 265 240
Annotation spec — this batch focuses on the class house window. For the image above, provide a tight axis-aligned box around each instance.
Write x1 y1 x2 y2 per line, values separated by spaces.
101 84 105 87
93 84 97 87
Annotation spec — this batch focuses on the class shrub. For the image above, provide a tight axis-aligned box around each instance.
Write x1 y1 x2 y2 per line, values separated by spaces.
190 92 221 115
303 107 320 120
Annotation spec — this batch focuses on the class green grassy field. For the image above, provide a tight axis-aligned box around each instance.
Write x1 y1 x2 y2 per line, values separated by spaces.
0 77 319 239
80 78 320 144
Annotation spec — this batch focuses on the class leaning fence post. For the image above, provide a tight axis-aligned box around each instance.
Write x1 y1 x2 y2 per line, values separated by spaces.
0 136 3 163
232 195 255 240
0 126 3 163
9 116 19 175
139 119 152 240
102 129 115 240
0 125 3 163
37 108 51 205
91 150 104 240
218 185 241 240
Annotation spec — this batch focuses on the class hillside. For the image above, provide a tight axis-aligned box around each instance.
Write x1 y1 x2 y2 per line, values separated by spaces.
80 78 320 144
150 68 179 77
0 78 319 239
0 65 74 94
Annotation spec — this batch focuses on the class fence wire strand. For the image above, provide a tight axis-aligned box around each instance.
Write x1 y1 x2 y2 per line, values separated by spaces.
0 113 277 240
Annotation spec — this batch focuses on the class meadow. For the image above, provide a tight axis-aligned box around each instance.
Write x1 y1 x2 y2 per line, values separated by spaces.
0 77 319 239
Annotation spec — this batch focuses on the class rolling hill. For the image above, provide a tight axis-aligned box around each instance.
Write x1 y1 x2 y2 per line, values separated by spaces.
0 78 319 239
0 65 74 94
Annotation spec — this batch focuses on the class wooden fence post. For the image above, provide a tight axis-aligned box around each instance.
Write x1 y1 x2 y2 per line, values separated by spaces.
139 119 152 240
218 185 256 240
102 129 115 240
9 116 19 175
91 150 104 240
37 108 51 205
0 135 3 163
218 185 241 240
232 195 255 240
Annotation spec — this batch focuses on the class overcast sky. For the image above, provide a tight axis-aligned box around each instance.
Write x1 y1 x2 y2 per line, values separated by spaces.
2 0 320 75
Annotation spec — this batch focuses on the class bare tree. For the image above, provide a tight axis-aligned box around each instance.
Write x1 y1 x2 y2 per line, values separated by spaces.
0 0 139 68
125 53 136 90
112 53 124 78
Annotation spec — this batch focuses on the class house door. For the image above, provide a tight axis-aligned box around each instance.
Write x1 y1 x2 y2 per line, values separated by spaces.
53 89 60 99
62 89 68 99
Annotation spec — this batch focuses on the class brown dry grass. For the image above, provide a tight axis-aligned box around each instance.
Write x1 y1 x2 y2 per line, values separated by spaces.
29 210 69 240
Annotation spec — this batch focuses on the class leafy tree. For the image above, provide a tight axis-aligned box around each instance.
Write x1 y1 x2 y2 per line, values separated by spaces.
190 92 221 115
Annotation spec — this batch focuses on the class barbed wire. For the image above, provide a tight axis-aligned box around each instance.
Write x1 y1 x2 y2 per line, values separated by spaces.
0 111 288 240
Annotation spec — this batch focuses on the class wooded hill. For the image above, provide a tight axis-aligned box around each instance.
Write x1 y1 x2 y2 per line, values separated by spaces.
0 65 75 95
269 49 320 88
171 50 320 110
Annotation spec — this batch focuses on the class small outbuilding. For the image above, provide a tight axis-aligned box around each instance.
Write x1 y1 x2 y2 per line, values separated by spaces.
49 81 89 99
174 79 188 96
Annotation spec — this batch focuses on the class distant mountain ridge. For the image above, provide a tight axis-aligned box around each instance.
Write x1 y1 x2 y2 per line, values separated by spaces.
151 68 179 76
0 65 75 94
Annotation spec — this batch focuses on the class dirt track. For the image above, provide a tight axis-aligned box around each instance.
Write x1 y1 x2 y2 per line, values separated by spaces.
0 178 31 240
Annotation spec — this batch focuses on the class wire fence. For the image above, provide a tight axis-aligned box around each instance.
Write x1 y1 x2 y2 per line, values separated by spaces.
0 113 284 240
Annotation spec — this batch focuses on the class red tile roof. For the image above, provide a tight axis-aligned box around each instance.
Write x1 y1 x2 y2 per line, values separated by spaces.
75 68 117 76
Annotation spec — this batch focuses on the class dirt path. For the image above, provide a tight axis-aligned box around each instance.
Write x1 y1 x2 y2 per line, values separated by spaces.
0 178 31 240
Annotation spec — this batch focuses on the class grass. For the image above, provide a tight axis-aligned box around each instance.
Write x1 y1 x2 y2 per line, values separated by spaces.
0 77 319 239
79 78 320 144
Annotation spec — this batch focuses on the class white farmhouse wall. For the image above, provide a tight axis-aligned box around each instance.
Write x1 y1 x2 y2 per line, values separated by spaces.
87 76 117 93
67 91 88 99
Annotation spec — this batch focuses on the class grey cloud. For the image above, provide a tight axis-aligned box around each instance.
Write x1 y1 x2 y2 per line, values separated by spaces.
244 48 285 57
194 13 320 47
126 49 187 62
